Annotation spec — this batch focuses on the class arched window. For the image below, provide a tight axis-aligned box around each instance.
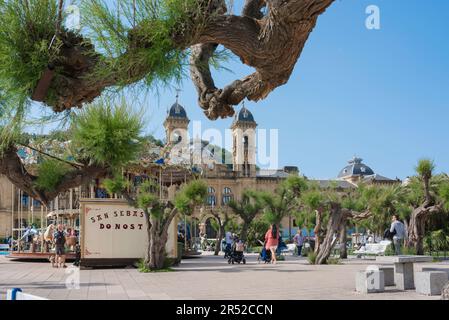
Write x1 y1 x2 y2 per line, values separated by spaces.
223 187 232 194
208 187 215 194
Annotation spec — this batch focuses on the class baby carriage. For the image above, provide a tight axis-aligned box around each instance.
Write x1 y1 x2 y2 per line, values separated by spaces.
257 240 272 264
228 241 246 264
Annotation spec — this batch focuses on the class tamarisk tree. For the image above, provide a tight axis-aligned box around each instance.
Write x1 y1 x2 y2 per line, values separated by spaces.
299 182 376 264
0 99 144 205
106 177 207 269
0 0 335 120
403 160 449 255
228 190 264 242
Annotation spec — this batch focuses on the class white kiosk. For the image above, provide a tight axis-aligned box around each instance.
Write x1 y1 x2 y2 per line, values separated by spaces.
79 199 178 267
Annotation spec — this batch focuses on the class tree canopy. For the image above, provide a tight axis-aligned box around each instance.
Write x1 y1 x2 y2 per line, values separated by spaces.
0 0 335 126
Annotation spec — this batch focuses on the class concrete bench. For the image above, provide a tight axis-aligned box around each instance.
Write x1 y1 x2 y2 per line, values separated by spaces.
415 271 448 296
376 255 433 290
355 266 385 294
379 266 394 286
421 267 449 277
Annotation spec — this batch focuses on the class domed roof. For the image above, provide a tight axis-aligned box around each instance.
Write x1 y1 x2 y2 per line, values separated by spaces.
337 157 375 178
168 102 187 119
234 106 255 123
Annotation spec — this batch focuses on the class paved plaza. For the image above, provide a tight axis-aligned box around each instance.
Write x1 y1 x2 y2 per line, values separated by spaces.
1 253 448 300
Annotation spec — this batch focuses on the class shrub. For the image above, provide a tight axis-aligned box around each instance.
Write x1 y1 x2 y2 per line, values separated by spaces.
326 257 341 265
307 251 317 264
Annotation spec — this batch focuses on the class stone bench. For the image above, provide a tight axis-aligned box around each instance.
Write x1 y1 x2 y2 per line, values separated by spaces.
356 267 385 294
379 266 394 286
415 271 448 296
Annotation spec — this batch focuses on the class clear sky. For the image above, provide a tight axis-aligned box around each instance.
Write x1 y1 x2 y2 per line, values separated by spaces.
29 0 449 180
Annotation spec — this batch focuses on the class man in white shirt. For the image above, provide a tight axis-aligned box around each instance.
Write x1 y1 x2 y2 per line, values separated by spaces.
390 214 406 255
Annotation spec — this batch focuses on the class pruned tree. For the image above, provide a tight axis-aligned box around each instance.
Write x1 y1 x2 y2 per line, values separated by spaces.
208 207 232 255
402 160 449 255
299 182 377 264
259 175 307 227
0 0 335 120
0 0 335 202
227 189 264 241
106 178 208 269
0 98 144 205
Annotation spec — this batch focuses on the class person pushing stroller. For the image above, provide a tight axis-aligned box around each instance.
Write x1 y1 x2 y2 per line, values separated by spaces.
228 235 246 264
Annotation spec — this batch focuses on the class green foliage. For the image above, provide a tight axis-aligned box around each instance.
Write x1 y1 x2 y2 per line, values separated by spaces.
402 246 417 255
175 180 207 214
326 257 341 265
103 174 130 195
81 0 207 88
0 0 60 122
384 244 395 256
246 219 270 247
137 192 159 210
71 98 144 168
415 159 435 180
307 251 317 264
34 158 71 192
137 258 174 272
438 181 449 212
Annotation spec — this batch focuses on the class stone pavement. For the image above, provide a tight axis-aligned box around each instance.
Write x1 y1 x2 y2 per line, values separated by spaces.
1 253 448 300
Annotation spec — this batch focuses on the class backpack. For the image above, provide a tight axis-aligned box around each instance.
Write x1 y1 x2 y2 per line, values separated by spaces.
383 228 396 240
55 231 66 246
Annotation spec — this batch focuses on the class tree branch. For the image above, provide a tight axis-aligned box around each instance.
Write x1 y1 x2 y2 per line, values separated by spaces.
26 0 335 120
0 145 109 205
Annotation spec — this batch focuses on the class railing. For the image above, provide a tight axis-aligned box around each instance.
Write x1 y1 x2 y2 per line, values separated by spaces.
6 288 48 300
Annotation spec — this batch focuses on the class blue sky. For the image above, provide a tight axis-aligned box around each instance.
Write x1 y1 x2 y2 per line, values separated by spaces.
30 0 449 180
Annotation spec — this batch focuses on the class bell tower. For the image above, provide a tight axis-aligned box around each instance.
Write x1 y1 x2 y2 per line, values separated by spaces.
163 94 190 146
231 105 257 178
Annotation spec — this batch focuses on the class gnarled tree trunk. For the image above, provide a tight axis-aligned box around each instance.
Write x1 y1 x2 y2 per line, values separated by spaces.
407 205 441 255
316 203 344 264
315 206 371 264
144 208 178 270
20 0 335 120
339 224 347 259
314 209 323 253
0 146 109 206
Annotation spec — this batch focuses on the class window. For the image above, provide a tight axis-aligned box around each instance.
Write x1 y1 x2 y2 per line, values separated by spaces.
207 195 216 206
222 187 233 205
208 187 215 194
222 195 232 205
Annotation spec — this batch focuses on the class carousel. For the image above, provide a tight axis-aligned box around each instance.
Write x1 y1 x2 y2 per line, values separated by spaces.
6 138 205 262
7 187 81 261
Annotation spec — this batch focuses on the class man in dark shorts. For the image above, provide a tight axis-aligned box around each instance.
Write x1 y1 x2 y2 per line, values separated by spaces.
53 224 67 268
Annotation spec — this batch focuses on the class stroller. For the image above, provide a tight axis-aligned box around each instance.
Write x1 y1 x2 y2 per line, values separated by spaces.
257 240 272 264
228 240 246 264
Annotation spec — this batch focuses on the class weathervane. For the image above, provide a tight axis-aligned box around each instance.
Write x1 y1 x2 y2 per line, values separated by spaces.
175 88 182 104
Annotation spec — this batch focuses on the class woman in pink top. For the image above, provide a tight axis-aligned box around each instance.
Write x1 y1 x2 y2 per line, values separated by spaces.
265 224 280 264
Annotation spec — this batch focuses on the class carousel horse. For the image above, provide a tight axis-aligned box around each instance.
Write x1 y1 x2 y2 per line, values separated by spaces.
65 228 77 252
43 224 55 253
20 226 39 252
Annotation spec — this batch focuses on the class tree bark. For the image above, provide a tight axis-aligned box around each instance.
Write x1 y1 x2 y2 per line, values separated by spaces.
316 203 344 264
240 222 250 242
25 0 335 120
314 209 322 253
339 223 347 259
407 205 441 255
144 207 178 270
315 206 371 264
0 145 109 206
